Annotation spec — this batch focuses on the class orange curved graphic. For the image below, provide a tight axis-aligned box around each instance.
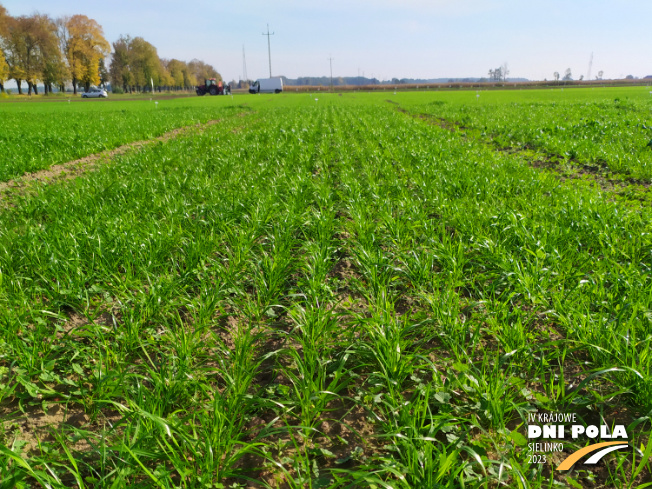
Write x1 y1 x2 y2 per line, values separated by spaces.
557 441 628 471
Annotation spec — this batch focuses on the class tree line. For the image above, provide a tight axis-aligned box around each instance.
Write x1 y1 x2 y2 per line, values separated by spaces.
109 35 220 94
0 4 220 95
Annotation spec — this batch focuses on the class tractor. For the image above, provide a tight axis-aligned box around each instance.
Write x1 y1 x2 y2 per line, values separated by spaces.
196 78 224 96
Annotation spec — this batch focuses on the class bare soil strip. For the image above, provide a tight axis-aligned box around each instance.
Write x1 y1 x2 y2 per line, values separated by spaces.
0 119 223 202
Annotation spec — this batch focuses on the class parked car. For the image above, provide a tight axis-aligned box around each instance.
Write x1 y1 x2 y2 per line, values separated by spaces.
82 88 108 98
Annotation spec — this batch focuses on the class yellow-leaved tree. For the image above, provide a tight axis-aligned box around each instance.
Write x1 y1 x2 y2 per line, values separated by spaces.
164 59 187 89
0 50 8 93
188 58 220 84
157 59 173 89
63 14 109 94
0 4 7 93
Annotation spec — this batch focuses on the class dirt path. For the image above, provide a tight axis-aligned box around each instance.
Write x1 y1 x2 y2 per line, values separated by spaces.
0 119 223 202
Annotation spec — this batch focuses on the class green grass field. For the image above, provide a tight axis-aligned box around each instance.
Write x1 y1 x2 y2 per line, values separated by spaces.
0 88 651 488
0 95 247 182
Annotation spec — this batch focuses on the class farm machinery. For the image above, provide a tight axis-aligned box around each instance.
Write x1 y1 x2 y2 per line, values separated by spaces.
196 78 231 96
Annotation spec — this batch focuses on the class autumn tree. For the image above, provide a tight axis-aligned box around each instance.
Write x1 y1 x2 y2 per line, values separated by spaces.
0 14 61 95
98 57 109 87
109 36 221 92
0 10 16 92
162 58 186 88
188 58 220 84
128 36 160 91
0 49 8 93
51 17 68 92
109 35 132 91
110 36 163 92
181 62 197 88
63 15 110 94
157 58 172 89
0 5 6 93
0 4 7 36
0 16 29 94
32 14 64 95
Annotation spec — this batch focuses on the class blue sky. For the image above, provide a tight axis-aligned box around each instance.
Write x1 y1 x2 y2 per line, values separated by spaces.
3 0 651 82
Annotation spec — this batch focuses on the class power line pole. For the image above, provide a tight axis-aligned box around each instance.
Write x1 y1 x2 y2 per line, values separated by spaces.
242 45 248 84
328 56 334 91
262 24 274 78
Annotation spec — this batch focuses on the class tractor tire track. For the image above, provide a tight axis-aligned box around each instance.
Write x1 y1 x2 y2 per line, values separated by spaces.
389 102 652 204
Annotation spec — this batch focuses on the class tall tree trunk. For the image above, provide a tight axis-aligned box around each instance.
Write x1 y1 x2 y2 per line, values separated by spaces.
33 83 38 95
72 76 77 95
0 82 4 93
27 82 33 95
15 79 22 95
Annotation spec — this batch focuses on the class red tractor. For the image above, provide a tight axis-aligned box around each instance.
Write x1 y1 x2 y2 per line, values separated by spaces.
196 78 224 96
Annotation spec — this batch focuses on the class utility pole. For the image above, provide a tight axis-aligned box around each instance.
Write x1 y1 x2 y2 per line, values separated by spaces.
242 45 248 85
262 24 274 78
328 56 334 91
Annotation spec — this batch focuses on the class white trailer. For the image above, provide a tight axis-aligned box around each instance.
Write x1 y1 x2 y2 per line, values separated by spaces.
249 77 283 94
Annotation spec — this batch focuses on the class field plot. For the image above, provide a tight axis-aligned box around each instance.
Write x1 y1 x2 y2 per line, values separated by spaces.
0 90 651 488
0 96 247 182
394 87 652 181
